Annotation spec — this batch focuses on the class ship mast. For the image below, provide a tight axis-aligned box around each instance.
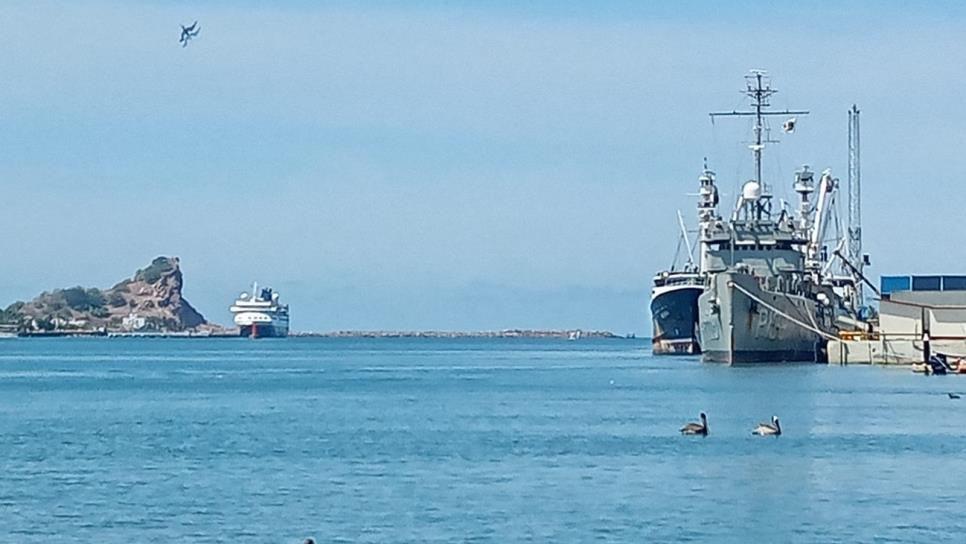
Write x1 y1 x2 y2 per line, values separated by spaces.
710 70 809 195
847 104 864 306
696 161 719 273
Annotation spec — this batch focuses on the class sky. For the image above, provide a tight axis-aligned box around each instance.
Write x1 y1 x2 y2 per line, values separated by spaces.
1 1 965 333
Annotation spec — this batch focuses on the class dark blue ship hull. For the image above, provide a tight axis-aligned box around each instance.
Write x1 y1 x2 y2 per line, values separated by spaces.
650 285 702 354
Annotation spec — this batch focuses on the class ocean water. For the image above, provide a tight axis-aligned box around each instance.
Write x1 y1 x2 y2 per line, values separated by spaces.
1 337 965 543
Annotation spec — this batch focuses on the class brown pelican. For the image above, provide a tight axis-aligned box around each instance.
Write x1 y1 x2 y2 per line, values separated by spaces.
680 412 708 435
752 416 781 436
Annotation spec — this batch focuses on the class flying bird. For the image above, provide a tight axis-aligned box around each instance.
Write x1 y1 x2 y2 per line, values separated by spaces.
180 21 200 47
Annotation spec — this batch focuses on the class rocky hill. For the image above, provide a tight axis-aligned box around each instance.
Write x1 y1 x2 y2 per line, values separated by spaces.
1 257 210 333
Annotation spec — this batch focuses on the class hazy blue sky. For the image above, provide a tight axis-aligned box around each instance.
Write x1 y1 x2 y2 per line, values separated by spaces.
2 1 965 333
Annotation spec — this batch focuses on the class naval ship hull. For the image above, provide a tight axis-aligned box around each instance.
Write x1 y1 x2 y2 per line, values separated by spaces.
651 284 702 354
698 272 826 364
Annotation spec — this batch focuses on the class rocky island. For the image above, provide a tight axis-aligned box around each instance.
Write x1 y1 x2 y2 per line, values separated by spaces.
0 257 220 335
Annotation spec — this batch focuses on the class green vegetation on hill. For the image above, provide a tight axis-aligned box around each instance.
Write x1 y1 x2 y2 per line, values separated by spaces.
135 257 177 284
0 302 25 325
62 287 106 312
0 256 208 333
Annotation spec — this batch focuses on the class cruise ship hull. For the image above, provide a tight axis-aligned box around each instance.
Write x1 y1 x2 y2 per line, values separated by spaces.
698 272 826 364
239 323 288 338
650 284 703 354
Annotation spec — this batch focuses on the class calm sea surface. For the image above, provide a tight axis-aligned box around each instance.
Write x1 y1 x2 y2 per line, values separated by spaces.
2 337 965 542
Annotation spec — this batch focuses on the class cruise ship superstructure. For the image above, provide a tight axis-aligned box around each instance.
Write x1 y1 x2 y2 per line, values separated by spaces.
230 283 290 338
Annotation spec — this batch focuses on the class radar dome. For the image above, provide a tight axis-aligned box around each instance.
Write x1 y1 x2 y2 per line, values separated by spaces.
741 180 762 201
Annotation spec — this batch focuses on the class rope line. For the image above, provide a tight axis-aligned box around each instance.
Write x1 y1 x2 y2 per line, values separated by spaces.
728 281 839 342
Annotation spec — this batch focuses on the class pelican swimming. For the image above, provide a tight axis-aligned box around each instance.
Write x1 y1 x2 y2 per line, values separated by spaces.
752 415 781 436
680 412 708 436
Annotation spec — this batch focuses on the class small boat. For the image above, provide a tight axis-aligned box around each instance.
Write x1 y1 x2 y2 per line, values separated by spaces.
915 355 950 375
913 357 951 375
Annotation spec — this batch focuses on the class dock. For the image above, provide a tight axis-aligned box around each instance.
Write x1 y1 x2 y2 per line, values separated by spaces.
829 275 966 365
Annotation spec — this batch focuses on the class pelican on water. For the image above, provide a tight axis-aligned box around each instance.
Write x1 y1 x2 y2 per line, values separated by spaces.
752 415 781 436
680 412 708 436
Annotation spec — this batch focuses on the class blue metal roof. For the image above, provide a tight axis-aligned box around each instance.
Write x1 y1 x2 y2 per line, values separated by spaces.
880 275 966 295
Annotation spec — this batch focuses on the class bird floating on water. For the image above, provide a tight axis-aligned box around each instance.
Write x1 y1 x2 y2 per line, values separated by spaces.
949 392 961 399
680 412 708 436
752 416 781 436
179 21 200 47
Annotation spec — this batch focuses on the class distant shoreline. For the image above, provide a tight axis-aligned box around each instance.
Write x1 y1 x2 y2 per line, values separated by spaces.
295 330 633 339
10 329 637 340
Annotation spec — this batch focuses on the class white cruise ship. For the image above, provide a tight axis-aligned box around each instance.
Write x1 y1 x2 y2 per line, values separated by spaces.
229 283 290 338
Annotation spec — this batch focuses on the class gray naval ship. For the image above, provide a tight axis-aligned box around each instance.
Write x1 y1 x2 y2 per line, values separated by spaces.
695 71 865 364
